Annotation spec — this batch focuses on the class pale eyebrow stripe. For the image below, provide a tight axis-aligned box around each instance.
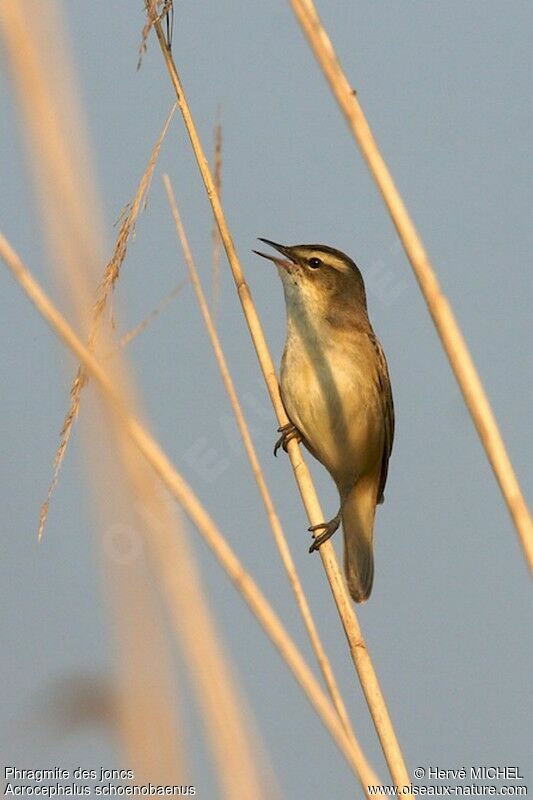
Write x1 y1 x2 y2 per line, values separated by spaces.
328 256 351 273
304 252 348 272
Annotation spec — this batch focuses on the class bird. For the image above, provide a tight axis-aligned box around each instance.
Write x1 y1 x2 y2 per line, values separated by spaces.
254 239 394 602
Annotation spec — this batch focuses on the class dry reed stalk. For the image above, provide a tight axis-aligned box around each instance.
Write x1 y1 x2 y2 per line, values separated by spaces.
0 0 186 781
118 279 188 349
288 0 533 572
211 118 223 316
163 176 375 777
148 11 410 794
0 233 382 792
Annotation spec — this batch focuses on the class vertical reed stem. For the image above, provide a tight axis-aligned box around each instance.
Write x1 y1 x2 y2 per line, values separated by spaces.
149 11 412 795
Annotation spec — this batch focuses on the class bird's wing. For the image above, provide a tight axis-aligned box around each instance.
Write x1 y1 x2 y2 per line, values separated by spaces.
368 333 395 504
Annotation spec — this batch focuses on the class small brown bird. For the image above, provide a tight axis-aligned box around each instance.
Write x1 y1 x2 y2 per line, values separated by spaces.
254 240 394 602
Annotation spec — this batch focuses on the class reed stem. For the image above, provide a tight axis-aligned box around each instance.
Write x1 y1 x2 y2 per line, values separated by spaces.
149 10 411 794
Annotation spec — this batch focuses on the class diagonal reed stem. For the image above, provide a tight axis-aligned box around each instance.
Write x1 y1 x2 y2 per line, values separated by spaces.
211 117 223 320
288 0 533 572
149 10 411 795
163 175 366 759
0 232 382 794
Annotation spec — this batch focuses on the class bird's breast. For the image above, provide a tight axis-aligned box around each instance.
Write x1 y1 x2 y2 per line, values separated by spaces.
280 323 383 489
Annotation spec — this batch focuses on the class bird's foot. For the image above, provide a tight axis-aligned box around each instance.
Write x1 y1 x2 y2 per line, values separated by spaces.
273 422 301 457
308 514 342 553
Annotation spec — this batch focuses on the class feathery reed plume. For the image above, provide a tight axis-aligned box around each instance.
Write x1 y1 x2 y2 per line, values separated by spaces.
37 103 176 540
0 233 382 792
163 176 368 759
91 105 176 333
288 0 533 572
211 116 223 317
148 11 410 794
118 279 188 350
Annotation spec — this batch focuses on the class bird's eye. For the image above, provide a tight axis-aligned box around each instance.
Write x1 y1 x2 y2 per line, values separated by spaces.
308 257 322 269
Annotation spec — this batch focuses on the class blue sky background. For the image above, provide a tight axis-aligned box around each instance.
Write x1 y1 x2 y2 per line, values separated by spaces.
1 2 532 798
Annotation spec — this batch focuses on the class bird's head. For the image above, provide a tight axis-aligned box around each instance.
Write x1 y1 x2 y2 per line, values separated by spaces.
254 239 368 322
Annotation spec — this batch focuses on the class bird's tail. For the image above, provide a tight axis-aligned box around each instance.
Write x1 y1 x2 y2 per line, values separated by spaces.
341 477 377 603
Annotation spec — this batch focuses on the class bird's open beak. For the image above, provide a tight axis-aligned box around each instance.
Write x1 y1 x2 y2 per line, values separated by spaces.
253 238 294 270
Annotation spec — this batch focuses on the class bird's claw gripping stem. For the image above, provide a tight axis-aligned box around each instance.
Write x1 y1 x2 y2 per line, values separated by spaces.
273 422 301 457
308 514 341 553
